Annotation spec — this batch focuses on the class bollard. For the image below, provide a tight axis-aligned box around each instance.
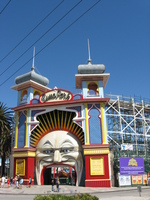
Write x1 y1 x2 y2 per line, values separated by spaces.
137 185 142 197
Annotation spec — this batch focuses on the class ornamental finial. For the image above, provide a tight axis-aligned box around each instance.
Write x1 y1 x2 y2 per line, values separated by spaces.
88 39 91 64
31 47 35 71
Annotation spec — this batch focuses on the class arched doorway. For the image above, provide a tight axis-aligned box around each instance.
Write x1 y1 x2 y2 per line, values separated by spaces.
43 166 76 185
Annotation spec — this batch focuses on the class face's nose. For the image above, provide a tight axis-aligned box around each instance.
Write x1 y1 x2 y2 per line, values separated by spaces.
53 150 61 163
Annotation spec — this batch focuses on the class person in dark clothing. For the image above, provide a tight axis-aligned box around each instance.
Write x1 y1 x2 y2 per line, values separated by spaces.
10 177 13 186
29 176 32 188
18 175 22 189
18 176 21 184
51 179 54 191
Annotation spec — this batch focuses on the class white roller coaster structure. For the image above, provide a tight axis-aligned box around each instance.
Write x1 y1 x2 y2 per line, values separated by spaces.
105 94 150 158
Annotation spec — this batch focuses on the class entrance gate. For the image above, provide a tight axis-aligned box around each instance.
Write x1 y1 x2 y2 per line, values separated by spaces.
43 166 76 185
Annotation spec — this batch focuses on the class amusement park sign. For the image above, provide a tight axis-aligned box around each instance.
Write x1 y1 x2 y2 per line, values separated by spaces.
120 157 144 175
40 89 73 103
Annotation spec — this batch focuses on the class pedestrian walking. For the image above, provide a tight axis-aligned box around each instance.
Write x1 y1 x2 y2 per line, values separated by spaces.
19 176 23 189
10 177 13 186
5 177 8 187
137 185 142 197
1 175 5 188
18 175 21 188
7 178 10 188
29 176 32 188
56 177 60 192
51 179 54 191
15 175 19 189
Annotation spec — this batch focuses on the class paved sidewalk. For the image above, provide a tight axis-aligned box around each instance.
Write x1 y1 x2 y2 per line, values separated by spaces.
0 185 149 195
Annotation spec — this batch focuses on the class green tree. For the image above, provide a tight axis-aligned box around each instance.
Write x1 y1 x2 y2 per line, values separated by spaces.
0 102 12 176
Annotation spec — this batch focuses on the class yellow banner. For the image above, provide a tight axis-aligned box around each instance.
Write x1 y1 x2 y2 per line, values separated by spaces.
90 158 104 175
16 159 25 176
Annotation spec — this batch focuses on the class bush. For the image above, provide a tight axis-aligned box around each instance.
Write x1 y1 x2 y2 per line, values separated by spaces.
33 194 98 200
79 194 98 200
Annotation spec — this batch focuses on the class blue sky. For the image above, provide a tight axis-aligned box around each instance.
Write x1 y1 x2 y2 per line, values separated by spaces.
0 0 150 109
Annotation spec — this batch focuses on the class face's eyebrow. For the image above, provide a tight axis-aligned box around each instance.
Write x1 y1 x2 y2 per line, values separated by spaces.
43 140 53 147
60 139 74 147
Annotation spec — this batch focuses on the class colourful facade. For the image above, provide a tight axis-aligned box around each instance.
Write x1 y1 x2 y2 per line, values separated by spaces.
12 58 111 187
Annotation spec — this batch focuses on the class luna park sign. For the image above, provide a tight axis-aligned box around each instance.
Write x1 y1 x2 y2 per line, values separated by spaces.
40 89 73 103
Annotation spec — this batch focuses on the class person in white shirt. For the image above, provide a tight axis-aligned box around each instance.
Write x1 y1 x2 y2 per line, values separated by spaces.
1 176 5 188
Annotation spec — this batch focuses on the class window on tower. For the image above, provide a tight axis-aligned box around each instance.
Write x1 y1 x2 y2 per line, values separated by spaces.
34 91 40 99
87 82 99 96
21 90 27 104
31 91 40 104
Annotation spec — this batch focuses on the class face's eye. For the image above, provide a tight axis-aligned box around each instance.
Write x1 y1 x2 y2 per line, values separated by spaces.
60 148 72 153
63 149 70 153
43 150 54 154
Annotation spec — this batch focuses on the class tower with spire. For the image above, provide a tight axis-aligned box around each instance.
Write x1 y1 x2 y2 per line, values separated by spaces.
11 49 50 184
75 41 111 187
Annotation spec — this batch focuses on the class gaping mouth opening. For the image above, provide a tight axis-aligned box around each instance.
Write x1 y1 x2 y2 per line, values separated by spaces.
41 164 76 185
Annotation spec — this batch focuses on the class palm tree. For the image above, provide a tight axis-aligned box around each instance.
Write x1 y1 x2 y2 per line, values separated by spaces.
0 102 12 176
